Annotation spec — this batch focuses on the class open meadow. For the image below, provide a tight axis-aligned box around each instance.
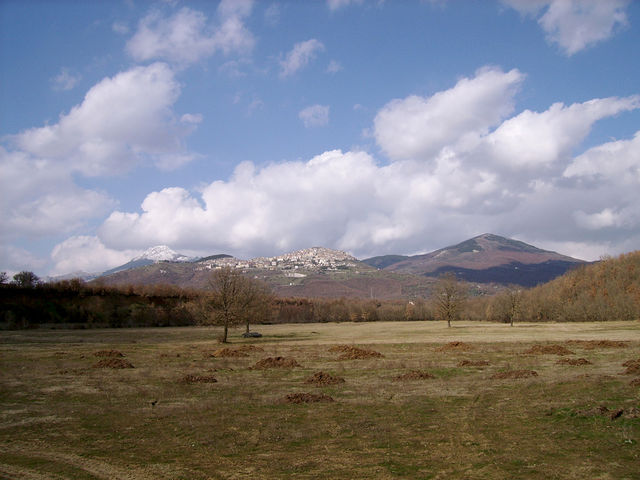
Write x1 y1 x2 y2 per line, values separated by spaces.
1 321 639 479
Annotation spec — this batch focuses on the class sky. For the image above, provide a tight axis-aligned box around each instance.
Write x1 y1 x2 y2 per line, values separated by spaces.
1 0 640 277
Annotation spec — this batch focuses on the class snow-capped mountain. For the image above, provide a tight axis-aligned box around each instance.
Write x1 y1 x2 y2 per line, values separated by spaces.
101 245 194 277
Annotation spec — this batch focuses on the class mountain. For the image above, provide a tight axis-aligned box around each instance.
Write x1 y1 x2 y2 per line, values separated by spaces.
363 233 585 287
94 235 585 295
100 245 194 277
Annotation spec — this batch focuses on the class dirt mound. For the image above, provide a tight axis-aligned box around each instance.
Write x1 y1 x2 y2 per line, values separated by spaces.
491 370 538 380
576 405 640 420
304 371 345 386
252 356 301 369
332 346 384 360
437 341 472 352
630 378 640 387
395 370 435 381
523 344 574 356
621 363 640 375
181 374 218 384
283 392 334 404
622 358 640 368
92 358 134 369
94 350 125 357
557 357 592 366
328 344 359 353
210 348 249 358
458 360 490 367
566 340 628 349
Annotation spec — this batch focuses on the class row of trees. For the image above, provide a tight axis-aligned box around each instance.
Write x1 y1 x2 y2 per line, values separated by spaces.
2 251 639 333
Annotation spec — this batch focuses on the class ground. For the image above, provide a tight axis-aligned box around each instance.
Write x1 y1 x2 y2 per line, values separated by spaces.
1 321 639 479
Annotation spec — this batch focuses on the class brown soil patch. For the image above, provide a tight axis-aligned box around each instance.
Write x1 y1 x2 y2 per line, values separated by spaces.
304 371 345 386
620 363 640 375
395 370 435 381
523 344 574 356
333 346 384 360
181 374 218 384
491 370 538 380
283 392 334 404
252 356 301 369
622 358 640 368
556 357 592 366
566 340 628 349
630 378 640 387
210 348 249 358
576 405 640 420
437 341 473 352
94 349 124 357
458 360 490 367
92 358 134 369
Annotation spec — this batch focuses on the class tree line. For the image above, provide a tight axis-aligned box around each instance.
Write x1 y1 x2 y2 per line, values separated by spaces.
1 251 639 333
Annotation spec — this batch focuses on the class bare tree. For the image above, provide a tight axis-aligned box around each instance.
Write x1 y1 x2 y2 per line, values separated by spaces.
434 272 466 328
12 271 40 288
205 267 271 343
505 286 523 327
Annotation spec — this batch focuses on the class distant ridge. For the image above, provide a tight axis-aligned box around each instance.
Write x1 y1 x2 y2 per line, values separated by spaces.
362 233 585 287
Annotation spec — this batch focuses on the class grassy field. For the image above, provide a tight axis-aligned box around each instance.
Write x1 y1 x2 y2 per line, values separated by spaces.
1 321 639 479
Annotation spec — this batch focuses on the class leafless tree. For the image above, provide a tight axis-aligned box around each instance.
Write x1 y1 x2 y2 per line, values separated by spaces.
205 267 271 343
434 272 466 328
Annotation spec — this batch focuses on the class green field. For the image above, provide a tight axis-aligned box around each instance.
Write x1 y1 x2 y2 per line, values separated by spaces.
1 321 639 479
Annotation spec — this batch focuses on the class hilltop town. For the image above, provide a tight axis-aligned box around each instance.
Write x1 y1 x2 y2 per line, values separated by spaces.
196 247 360 276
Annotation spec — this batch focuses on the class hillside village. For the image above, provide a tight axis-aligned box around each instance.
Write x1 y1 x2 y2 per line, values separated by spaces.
196 247 360 276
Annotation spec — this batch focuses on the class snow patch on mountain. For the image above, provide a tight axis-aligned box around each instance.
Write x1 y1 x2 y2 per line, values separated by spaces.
133 245 193 263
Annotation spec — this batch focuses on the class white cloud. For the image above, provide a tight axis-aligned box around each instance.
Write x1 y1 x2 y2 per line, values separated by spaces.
0 244 49 277
126 4 254 66
503 0 630 55
299 105 330 128
327 0 364 11
483 96 640 169
50 236 140 275
51 68 81 91
0 147 114 238
279 39 325 77
374 67 524 161
82 66 640 265
326 60 343 74
12 63 197 175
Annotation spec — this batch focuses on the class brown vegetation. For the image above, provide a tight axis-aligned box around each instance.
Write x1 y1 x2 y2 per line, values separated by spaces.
92 358 134 369
283 392 335 404
523 344 574 355
180 374 218 384
437 341 472 352
458 359 490 367
252 356 301 369
565 340 628 349
491 370 538 379
556 357 592 366
394 370 435 380
304 371 345 386
94 349 125 357
330 345 384 360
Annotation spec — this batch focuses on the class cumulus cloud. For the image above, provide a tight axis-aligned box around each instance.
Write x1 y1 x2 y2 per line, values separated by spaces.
503 0 630 55
299 105 330 127
374 67 524 161
12 63 197 175
126 2 254 66
50 236 140 275
74 66 640 268
0 147 114 238
280 39 325 77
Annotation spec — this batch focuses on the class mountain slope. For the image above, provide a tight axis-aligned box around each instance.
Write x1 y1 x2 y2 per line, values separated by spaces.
367 233 585 287
101 245 194 277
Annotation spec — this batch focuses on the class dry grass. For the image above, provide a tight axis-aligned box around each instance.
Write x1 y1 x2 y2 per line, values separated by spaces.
1 321 639 479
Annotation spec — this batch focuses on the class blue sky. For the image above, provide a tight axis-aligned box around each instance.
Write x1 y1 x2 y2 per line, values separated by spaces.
1 0 639 276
